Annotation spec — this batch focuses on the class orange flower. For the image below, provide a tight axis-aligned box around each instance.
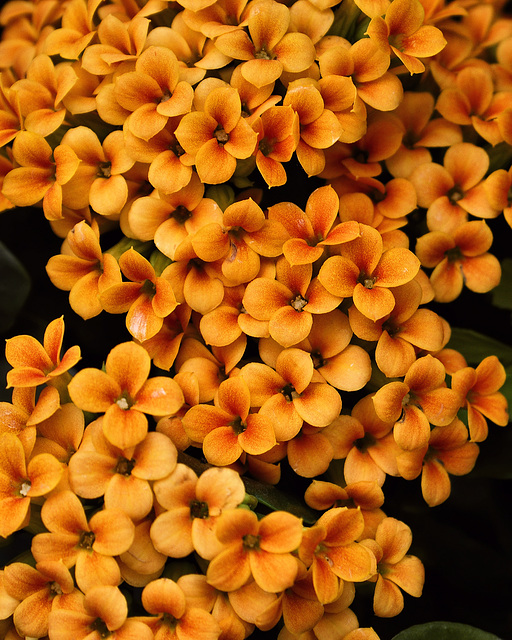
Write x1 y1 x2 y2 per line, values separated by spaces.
31 490 135 593
409 142 498 234
397 418 480 506
3 561 79 639
174 85 258 184
451 355 509 442
252 105 299 187
191 197 289 285
0 433 63 538
267 185 360 267
48 585 153 640
362 517 424 617
99 248 178 342
5 316 81 391
348 280 446 377
485 164 512 229
241 347 342 441
372 354 461 451
206 508 303 593
415 220 502 303
318 223 421 322
298 507 377 605
68 418 178 521
0 386 60 442
243 257 343 347
137 577 221 640
150 463 246 559
67 341 184 449
46 219 122 320
214 0 316 88
366 0 447 74
1 130 80 220
182 375 277 465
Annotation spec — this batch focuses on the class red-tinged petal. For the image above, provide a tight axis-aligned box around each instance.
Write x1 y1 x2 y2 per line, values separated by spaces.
260 392 303 441
0 488 30 537
444 143 489 192
5 334 53 372
203 426 243 465
206 544 252 591
375 517 411 563
51 345 81 377
205 87 242 133
353 284 396 322
284 238 324 266
250 550 298 592
0 432 26 480
90 508 135 555
243 277 291 320
409 162 453 209
100 282 145 313
68 368 121 412
293 382 342 427
103 405 148 449
471 393 509 427
239 413 276 455
224 118 258 158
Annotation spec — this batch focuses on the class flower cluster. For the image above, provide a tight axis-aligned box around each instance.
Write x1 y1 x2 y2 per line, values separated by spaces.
0 0 511 637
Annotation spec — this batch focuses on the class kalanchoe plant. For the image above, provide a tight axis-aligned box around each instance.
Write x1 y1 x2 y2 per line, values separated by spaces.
0 0 511 639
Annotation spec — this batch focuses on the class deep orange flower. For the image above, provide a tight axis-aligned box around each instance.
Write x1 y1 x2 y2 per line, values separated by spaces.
42 0 101 60
150 463 246 559
48 584 153 640
0 386 60 442
372 354 461 451
68 341 184 449
5 316 81 391
214 0 316 87
99 248 178 342
318 223 421 322
68 417 178 521
415 220 502 303
3 561 79 639
397 418 480 506
0 433 63 538
174 85 258 184
362 517 424 617
241 347 342 441
298 507 377 605
485 164 512 228
46 219 122 320
1 130 80 220
182 375 277 465
451 355 509 442
366 0 447 74
206 508 303 593
31 490 135 593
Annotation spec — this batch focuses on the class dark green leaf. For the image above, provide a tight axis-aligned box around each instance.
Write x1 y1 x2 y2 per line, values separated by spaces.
392 621 503 640
447 328 512 367
0 240 31 332
492 258 512 310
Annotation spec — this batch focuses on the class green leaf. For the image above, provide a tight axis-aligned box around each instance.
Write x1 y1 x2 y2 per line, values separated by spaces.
447 328 512 367
392 621 503 640
492 258 512 310
0 240 31 332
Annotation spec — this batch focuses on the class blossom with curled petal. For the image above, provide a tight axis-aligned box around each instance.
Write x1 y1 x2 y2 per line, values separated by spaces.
206 508 303 593
5 316 81 391
318 224 421 322
68 341 184 449
31 491 135 593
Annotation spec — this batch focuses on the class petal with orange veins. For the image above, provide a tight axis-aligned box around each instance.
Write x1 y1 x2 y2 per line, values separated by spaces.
68 368 121 413
259 510 303 553
239 413 276 455
5 334 53 372
376 333 416 378
90 508 135 556
318 256 359 297
353 284 396 322
115 72 163 112
182 405 233 442
175 111 218 155
183 264 225 315
26 453 63 496
207 543 251 591
409 162 453 209
401 25 446 58
430 259 463 303
218 376 251 419
284 238 325 266
312 555 341 605
40 489 89 534
385 0 423 36
100 282 146 313
195 137 238 184
102 404 148 449
203 426 242 465
375 517 411 563
69 271 103 319
157 81 195 118
372 381 409 423
474 356 507 395
12 588 52 638
327 541 376 582
386 554 424 597
200 306 242 346
0 484 30 537
250 549 299 592
150 507 195 557
2 166 51 207
256 151 288 187
276 348 314 394
177 607 222 640
269 305 313 348
400 308 445 350
321 345 372 391
393 404 430 451
205 87 242 133
470 393 509 427
149 150 193 195
259 393 303 441
444 142 489 192
46 255 95 290
296 142 326 177
293 382 342 427
243 277 292 321
274 32 315 73
373 575 404 617
357 73 404 112
421 459 451 507
374 248 420 287
74 552 122 592
242 58 283 88
224 118 258 159
106 342 151 398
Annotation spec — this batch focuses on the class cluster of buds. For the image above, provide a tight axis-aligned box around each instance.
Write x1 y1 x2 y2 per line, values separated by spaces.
0 0 510 638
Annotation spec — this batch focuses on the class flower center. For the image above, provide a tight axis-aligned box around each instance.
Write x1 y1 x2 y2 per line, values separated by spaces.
115 457 136 476
354 433 377 452
78 530 95 550
49 581 63 597
19 480 31 497
90 618 111 638
258 137 275 156
190 499 210 519
444 246 464 262
230 415 247 435
173 204 192 224
447 185 464 204
281 383 298 402
242 533 261 550
97 161 111 178
254 44 274 60
116 391 134 410
290 294 308 311
214 125 230 145
358 272 377 289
